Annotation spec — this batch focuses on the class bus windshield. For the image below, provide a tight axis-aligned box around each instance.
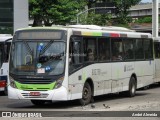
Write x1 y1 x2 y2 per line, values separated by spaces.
10 41 65 76
0 40 12 68
0 43 3 67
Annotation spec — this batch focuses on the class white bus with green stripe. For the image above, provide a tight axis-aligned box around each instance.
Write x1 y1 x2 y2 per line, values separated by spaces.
8 25 154 105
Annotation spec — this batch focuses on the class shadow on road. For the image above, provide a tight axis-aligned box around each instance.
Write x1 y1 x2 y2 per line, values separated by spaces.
7 100 80 109
0 91 6 96
137 82 160 91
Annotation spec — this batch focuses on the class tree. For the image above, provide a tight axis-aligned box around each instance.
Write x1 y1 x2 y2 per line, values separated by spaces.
29 0 87 26
113 0 141 24
80 0 141 25
80 12 112 26
29 0 43 26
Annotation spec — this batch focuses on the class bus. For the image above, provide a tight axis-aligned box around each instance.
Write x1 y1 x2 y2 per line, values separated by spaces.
0 34 12 95
8 25 154 105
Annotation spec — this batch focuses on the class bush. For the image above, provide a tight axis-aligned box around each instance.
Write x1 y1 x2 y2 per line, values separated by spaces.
135 17 152 23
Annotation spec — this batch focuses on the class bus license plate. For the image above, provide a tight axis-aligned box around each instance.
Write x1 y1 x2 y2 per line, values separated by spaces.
29 92 41 96
0 87 5 91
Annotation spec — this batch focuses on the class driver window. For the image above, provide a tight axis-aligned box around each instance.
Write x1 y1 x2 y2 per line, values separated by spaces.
69 36 82 72
69 37 82 64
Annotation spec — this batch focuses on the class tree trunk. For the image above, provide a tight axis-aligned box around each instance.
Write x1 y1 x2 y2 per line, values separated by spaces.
32 16 42 27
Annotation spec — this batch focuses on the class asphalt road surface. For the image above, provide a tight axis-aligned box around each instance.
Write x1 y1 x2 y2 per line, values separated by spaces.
0 83 160 120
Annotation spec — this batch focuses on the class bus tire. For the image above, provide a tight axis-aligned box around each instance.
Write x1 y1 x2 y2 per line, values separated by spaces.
4 87 8 95
126 77 136 97
31 100 46 106
79 82 92 105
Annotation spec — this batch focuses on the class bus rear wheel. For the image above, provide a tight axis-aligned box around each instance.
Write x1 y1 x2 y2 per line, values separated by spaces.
126 77 136 97
31 100 46 106
79 82 92 105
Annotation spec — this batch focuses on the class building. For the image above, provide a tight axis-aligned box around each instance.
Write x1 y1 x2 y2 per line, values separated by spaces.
0 0 13 33
129 3 160 18
0 0 28 34
129 3 160 35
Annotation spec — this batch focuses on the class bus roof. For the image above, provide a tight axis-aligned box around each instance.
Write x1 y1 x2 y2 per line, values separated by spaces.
16 25 152 39
69 25 152 39
16 26 68 31
0 34 12 42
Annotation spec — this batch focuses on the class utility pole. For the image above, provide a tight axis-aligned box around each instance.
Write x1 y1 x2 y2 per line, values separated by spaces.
152 0 159 38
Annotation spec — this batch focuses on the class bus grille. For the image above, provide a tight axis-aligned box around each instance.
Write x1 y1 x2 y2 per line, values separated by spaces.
16 78 53 84
21 93 49 98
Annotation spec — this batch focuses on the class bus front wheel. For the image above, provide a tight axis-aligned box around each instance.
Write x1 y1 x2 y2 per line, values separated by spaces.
31 100 46 106
79 82 92 105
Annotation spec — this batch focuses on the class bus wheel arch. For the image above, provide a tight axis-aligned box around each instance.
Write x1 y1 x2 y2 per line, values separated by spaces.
127 74 137 97
85 78 94 96
79 78 94 105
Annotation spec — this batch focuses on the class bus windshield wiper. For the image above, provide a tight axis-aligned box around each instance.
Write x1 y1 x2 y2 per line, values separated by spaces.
23 41 33 55
39 40 54 55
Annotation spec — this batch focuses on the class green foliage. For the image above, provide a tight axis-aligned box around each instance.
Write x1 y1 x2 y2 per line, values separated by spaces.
113 0 141 24
80 12 112 26
82 0 141 25
135 17 152 23
29 0 141 26
29 0 87 26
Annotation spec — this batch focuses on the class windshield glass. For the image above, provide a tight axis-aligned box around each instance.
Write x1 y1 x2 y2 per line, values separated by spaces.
10 41 65 76
0 43 3 67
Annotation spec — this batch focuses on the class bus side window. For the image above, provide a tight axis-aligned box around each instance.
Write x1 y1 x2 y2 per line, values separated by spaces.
72 41 81 64
154 42 160 58
83 37 97 62
144 39 153 59
69 36 82 72
98 38 110 61
123 39 134 60
135 39 144 60
111 38 124 61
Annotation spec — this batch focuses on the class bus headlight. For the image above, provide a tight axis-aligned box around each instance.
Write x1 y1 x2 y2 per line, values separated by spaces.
55 77 64 89
9 76 17 88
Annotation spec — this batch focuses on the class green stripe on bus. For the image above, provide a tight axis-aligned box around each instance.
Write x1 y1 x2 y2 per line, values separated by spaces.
92 32 102 36
15 81 56 90
82 32 102 36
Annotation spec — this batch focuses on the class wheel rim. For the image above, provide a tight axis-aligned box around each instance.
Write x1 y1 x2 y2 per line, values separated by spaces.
83 87 89 100
131 84 135 94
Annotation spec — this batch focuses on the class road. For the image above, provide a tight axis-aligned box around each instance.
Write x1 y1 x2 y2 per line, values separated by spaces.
0 83 160 120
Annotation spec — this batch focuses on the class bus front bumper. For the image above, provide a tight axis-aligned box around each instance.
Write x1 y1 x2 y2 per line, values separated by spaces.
8 85 68 101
